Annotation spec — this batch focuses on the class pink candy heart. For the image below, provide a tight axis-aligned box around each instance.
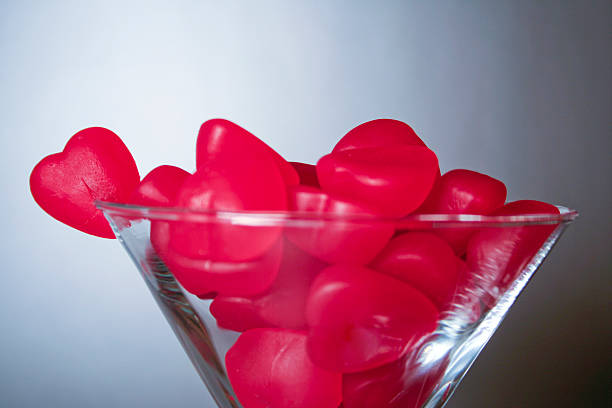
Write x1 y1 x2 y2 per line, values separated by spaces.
129 165 190 207
151 222 282 297
370 232 460 309
285 186 394 265
342 354 446 408
210 239 327 331
416 169 507 254
169 156 286 262
332 119 425 152
317 146 439 217
305 265 439 373
30 127 140 238
226 329 342 408
418 169 507 215
196 119 298 187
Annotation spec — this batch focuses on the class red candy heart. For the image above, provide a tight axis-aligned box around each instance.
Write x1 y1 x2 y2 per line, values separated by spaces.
169 156 286 262
30 127 140 238
494 200 560 217
210 239 327 331
418 169 507 214
285 186 394 265
226 329 342 408
333 119 425 152
466 200 560 299
289 161 320 188
417 169 507 254
317 146 439 217
129 165 190 206
196 119 298 187
305 265 439 373
151 222 282 297
342 354 446 408
370 232 460 309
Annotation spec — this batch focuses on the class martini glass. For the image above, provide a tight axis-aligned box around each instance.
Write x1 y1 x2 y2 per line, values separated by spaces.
97 202 576 408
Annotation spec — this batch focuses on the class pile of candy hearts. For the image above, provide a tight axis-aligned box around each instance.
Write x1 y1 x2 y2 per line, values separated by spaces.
30 119 560 408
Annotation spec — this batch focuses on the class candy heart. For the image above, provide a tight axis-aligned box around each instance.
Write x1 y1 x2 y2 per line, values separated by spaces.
494 200 560 216
170 156 286 262
418 169 507 214
285 186 394 264
317 146 439 217
151 222 282 297
370 232 460 309
417 169 507 255
196 118 298 187
210 239 327 331
342 354 447 408
226 329 342 408
333 119 425 152
129 165 190 206
210 297 266 331
289 161 320 188
306 265 439 373
466 200 560 299
30 127 140 238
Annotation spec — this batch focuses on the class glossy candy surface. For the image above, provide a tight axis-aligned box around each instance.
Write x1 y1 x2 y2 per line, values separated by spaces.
333 119 425 152
317 146 439 217
169 157 286 262
129 165 190 206
196 119 298 187
30 127 140 238
285 186 394 264
370 232 460 309
226 329 342 408
210 239 327 331
305 265 439 373
418 169 507 214
417 169 507 254
152 222 282 297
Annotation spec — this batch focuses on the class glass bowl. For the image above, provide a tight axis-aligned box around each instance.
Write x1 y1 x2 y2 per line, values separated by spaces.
97 201 577 408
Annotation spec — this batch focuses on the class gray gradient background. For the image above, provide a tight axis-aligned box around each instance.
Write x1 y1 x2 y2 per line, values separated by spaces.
1 1 610 407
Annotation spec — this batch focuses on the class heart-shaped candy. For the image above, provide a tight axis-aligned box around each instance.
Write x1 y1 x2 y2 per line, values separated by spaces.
333 119 425 152
317 146 439 217
196 119 298 187
30 127 140 238
129 165 190 206
151 222 282 297
417 169 507 254
370 232 460 309
170 156 286 262
418 169 507 214
285 186 394 265
210 239 327 331
226 329 342 408
306 265 439 373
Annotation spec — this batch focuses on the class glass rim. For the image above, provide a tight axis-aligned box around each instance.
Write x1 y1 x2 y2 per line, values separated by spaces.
96 201 578 228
